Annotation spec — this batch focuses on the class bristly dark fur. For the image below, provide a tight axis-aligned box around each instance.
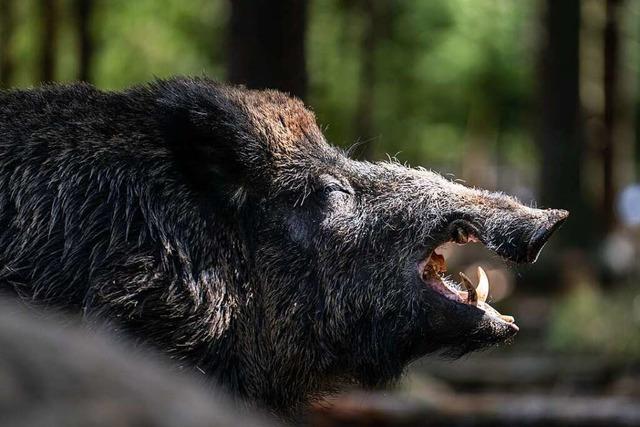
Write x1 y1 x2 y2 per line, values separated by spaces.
0 77 567 415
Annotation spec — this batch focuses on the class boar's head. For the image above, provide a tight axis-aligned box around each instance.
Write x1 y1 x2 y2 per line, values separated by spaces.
159 78 567 409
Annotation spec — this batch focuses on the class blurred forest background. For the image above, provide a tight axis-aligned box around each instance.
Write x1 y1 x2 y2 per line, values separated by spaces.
1 0 640 425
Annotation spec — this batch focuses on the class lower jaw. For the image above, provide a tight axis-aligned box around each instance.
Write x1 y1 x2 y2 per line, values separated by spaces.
409 319 517 360
418 256 517 328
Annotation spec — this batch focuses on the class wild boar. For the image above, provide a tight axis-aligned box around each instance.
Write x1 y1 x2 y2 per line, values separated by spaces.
0 78 567 414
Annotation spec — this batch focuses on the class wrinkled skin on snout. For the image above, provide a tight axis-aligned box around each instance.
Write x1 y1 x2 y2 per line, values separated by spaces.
0 78 566 415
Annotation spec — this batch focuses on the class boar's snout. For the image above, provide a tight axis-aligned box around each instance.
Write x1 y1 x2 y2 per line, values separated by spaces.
525 209 569 262
480 207 568 264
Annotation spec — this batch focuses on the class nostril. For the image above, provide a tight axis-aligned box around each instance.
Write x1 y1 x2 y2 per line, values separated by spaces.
526 210 569 263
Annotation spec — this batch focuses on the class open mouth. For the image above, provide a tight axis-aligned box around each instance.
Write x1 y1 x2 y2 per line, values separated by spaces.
417 239 519 331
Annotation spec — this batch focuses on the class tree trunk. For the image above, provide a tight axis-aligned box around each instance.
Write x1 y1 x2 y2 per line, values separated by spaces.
228 0 308 100
602 0 623 232
537 0 591 246
0 0 14 88
39 0 58 83
353 0 379 160
75 0 94 82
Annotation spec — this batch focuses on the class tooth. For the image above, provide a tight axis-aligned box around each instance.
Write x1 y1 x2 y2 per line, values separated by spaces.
459 272 477 304
500 315 515 323
476 266 489 303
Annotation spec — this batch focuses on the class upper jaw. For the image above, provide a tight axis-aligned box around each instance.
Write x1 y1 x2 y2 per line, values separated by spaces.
456 209 569 264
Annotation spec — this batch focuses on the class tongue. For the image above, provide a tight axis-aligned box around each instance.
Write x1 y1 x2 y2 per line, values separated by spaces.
430 251 447 273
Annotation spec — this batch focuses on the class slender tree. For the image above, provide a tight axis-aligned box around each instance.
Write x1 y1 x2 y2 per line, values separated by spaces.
602 0 624 231
228 0 308 100
39 0 58 83
0 0 14 88
347 0 394 160
537 0 591 246
353 0 380 160
76 0 94 82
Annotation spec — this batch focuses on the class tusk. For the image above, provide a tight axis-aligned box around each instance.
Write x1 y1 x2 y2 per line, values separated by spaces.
476 266 489 303
500 315 515 323
459 272 477 304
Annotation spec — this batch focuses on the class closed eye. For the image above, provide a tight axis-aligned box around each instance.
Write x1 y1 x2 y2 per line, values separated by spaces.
323 183 352 196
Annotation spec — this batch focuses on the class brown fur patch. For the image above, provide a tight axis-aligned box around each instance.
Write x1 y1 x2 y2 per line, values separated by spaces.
227 88 324 157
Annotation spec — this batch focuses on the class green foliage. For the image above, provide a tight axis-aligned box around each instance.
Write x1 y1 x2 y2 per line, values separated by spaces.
11 1 39 86
9 0 539 174
92 0 227 88
9 0 226 88
308 0 536 173
307 0 362 148
548 284 640 360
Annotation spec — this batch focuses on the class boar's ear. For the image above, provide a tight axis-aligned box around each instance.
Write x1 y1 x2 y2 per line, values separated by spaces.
158 92 256 193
